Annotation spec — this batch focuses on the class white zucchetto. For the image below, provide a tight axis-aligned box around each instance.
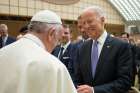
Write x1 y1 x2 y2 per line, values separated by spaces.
31 10 62 24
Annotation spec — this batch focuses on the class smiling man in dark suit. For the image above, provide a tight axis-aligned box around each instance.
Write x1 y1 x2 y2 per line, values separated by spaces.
52 24 76 82
0 24 16 48
75 6 132 93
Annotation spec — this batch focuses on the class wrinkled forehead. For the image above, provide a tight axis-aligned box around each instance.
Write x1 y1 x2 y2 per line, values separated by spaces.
81 10 98 19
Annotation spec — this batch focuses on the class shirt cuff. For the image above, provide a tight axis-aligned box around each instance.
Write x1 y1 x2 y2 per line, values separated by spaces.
92 87 94 93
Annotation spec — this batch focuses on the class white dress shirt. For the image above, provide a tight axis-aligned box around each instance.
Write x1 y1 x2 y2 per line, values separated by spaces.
92 31 107 58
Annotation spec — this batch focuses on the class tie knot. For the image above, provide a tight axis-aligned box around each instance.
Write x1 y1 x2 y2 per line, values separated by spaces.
60 47 64 51
94 40 98 46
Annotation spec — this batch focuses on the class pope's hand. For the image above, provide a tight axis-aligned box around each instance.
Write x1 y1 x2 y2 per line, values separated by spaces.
77 85 94 93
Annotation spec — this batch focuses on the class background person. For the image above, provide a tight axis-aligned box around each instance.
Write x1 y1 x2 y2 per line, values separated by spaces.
52 24 76 82
0 24 16 48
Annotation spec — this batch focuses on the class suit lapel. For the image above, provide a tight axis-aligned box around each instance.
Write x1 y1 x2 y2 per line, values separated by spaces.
62 44 71 57
83 40 93 82
52 45 61 57
60 43 72 61
93 35 113 80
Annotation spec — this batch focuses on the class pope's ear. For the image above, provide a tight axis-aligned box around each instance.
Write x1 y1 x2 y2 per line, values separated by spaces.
48 27 56 40
48 27 55 37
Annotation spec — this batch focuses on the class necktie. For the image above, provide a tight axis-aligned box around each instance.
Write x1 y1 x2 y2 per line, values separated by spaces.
2 37 5 47
59 47 64 59
91 40 98 79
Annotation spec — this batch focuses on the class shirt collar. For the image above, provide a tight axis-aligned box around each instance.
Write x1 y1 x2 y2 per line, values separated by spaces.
95 30 107 45
22 34 46 49
2 34 8 39
61 41 71 50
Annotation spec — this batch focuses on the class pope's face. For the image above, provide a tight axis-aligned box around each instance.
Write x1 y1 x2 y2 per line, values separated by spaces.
52 25 63 47
43 24 63 52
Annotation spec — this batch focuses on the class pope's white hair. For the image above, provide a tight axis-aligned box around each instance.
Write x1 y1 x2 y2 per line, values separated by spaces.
82 6 106 18
28 21 62 33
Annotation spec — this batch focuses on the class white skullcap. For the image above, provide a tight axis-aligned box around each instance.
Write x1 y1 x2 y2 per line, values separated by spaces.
31 10 62 24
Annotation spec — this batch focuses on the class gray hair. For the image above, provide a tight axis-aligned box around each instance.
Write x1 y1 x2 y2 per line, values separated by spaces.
0 24 8 31
82 6 106 18
28 21 62 33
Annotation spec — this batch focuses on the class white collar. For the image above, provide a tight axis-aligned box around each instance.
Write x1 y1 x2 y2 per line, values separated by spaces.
61 41 71 49
22 34 46 50
2 34 8 39
94 30 107 45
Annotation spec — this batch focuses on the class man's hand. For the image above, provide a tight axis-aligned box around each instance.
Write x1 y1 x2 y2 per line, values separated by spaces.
77 85 94 93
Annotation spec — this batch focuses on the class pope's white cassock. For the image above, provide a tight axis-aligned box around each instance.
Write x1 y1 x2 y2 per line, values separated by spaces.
0 34 77 93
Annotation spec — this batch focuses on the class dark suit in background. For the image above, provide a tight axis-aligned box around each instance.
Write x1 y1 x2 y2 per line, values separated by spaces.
135 46 140 67
75 35 132 93
0 36 16 48
129 44 137 86
5 36 16 45
75 40 85 48
135 46 140 89
52 43 76 82
0 24 16 48
121 32 138 87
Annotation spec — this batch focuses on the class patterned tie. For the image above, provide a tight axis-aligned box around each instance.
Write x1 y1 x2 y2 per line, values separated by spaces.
91 40 98 79
58 47 64 59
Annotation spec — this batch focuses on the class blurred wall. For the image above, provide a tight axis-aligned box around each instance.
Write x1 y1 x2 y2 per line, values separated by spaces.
0 0 124 24
0 0 125 39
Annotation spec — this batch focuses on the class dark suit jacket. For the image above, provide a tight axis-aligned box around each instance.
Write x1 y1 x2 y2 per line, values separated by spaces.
5 36 16 45
75 35 132 93
52 43 76 82
135 46 140 65
75 40 84 48
129 44 137 86
0 36 16 48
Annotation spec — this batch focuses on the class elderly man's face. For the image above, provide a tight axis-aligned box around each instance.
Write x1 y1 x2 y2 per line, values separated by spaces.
80 10 105 40
0 26 8 37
